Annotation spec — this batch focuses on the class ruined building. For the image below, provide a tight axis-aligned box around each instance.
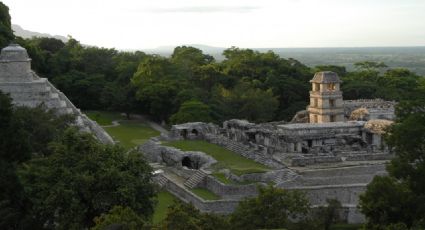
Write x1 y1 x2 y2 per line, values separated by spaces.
0 44 113 144
141 71 397 223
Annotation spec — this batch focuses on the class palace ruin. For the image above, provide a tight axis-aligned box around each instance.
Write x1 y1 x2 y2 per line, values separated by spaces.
143 71 396 223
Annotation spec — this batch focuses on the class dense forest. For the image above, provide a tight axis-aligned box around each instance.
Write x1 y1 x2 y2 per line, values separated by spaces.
2 0 423 125
8 37 424 125
2 1 425 229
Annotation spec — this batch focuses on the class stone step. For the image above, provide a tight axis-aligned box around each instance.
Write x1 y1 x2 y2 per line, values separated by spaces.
153 175 168 187
273 170 299 184
184 170 207 189
50 92 59 99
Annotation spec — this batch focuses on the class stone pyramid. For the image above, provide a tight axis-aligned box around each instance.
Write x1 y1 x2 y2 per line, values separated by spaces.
0 44 114 144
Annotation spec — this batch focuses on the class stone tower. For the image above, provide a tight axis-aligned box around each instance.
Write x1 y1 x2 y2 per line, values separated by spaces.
308 71 344 123
0 44 114 144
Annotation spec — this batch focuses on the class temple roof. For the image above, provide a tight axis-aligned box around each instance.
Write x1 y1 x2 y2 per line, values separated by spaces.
310 71 342 83
0 44 30 62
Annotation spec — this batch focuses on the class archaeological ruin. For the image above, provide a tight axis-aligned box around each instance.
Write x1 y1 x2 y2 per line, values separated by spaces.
1 43 397 224
142 71 396 223
0 44 113 144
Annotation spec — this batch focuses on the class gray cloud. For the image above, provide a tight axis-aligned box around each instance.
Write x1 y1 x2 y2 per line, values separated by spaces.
146 6 261 14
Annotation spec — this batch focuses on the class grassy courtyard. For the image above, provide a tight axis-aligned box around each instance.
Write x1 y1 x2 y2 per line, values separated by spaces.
105 120 160 149
86 111 160 149
85 110 123 126
163 140 270 175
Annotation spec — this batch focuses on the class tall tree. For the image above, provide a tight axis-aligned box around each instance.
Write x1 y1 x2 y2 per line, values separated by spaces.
18 129 157 229
229 186 310 230
0 2 14 48
170 100 213 124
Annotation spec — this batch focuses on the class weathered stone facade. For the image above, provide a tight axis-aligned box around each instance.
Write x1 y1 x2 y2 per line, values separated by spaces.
151 71 397 224
0 44 113 144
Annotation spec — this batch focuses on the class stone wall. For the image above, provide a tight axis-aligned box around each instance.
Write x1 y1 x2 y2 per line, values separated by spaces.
346 153 394 161
156 174 240 214
287 184 366 223
139 140 217 169
200 176 258 199
291 156 342 166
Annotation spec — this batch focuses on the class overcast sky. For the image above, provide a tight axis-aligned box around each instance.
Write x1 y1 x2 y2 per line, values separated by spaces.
3 0 425 50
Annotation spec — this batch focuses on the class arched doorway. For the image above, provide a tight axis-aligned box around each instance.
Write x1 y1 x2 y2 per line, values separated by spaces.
182 156 199 169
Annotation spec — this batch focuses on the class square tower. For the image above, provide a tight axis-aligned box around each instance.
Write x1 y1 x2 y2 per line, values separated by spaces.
308 71 344 123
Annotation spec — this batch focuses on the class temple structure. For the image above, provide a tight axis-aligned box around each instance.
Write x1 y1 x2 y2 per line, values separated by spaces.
0 44 113 144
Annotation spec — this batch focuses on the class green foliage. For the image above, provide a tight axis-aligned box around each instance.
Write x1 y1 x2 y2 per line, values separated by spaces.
85 110 124 126
360 176 415 229
170 100 213 124
18 129 157 229
0 91 74 229
229 185 310 230
214 82 279 122
354 61 387 71
360 99 425 229
91 206 146 230
0 161 33 229
161 201 229 230
341 66 421 101
0 2 14 48
314 199 343 230
315 65 347 77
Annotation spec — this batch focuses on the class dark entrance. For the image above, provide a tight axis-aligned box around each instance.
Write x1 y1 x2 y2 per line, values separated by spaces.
182 156 199 169
307 140 313 148
181 129 188 139
191 129 199 136
247 132 256 142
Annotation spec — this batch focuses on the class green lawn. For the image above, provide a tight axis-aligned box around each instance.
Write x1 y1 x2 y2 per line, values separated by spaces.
190 188 220 200
153 191 176 224
212 172 233 184
105 120 160 149
85 110 123 125
163 140 270 175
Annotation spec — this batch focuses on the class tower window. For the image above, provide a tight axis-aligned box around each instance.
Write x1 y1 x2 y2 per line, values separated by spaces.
328 83 336 91
330 115 336 122
329 99 335 108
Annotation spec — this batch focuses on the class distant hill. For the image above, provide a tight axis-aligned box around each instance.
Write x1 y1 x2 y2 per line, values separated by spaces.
12 24 68 42
10 25 425 76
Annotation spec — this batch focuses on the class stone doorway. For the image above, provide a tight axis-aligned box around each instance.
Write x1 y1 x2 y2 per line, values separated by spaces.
182 156 199 169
